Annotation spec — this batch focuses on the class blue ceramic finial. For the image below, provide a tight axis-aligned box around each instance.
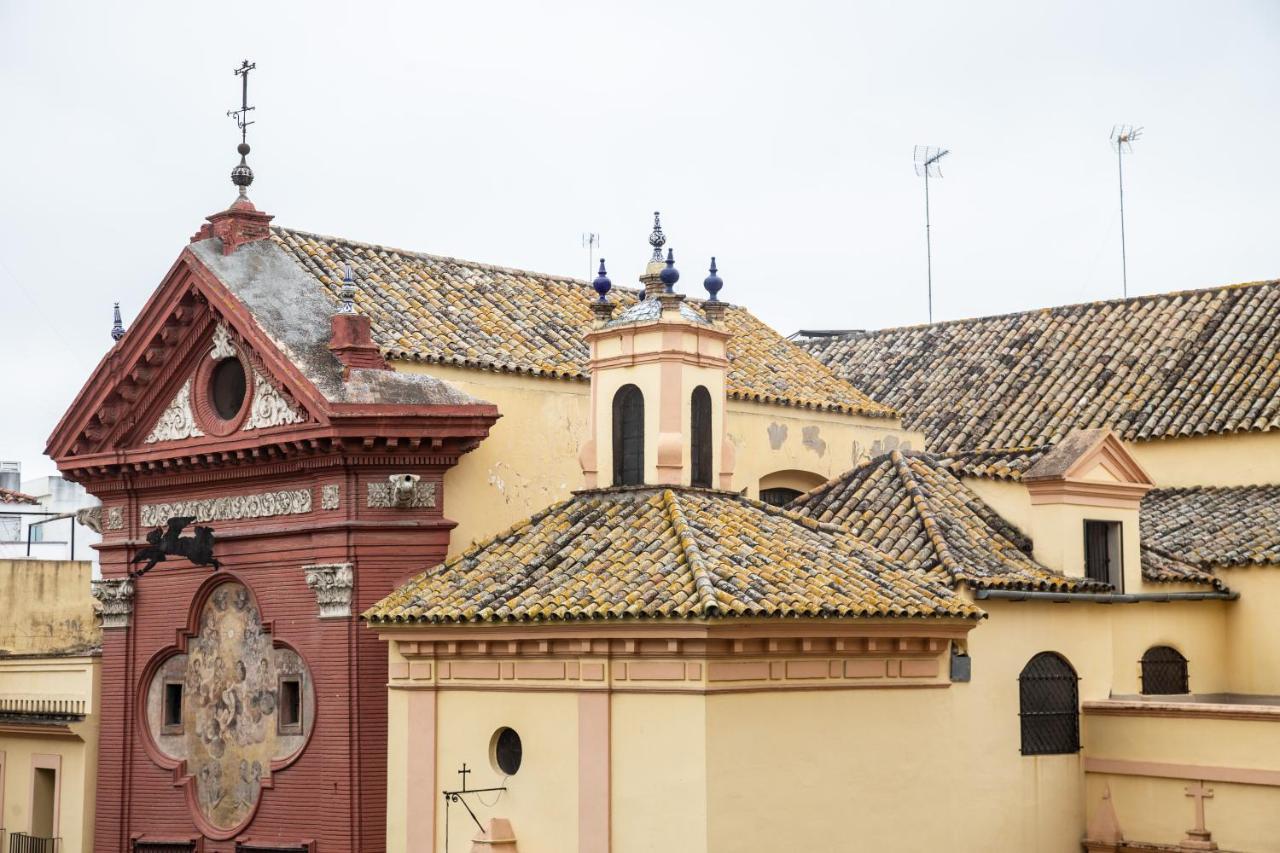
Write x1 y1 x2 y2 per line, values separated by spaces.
659 248 680 292
592 258 612 301
110 303 125 341
703 257 723 300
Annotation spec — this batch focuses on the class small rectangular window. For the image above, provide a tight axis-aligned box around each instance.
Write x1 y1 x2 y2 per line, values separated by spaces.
0 515 20 542
278 677 302 734
163 681 184 733
1084 520 1123 590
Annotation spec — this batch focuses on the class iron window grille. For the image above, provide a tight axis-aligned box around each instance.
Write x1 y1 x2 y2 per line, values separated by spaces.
1140 646 1189 695
690 387 713 488
1083 520 1122 590
1019 652 1080 755
9 834 61 853
612 385 645 486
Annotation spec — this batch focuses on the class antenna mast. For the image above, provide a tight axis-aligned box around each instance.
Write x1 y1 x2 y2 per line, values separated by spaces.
582 233 600 284
914 145 950 324
1110 125 1142 297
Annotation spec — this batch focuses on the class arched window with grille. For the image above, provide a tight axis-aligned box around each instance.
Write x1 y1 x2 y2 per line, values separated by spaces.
690 386 713 488
1018 652 1079 755
612 385 645 486
1141 646 1189 695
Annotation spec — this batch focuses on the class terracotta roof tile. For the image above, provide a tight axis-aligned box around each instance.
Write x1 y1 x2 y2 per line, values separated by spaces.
1142 486 1280 570
271 227 894 418
787 452 1109 592
364 486 980 624
0 487 39 505
802 280 1280 452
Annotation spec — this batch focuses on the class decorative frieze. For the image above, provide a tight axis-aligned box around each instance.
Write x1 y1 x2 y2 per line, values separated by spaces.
107 506 123 530
303 563 356 618
144 379 205 444
244 368 307 430
321 484 340 510
140 488 312 527
92 578 136 629
367 474 436 508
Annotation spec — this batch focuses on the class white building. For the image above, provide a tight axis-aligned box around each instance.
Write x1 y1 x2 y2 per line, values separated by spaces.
0 461 101 570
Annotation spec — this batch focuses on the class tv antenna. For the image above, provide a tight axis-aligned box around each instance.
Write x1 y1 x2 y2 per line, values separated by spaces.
582 232 600 283
913 145 950 323
1110 125 1142 297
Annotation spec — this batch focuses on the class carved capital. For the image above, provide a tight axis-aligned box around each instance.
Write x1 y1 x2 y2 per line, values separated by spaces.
76 507 103 534
92 578 136 629
303 563 355 619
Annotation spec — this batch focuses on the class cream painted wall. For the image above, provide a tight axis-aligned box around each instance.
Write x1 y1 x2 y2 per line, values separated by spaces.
0 560 98 655
1126 431 1280 488
1083 713 1280 851
1219 566 1280 696
395 363 922 556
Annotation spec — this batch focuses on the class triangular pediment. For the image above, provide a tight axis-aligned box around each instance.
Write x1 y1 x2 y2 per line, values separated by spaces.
47 249 327 464
1023 428 1153 487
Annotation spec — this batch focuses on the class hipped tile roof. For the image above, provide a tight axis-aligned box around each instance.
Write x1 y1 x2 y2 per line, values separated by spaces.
364 486 981 624
0 487 39 505
787 452 1110 592
270 227 894 418
802 280 1280 452
1142 486 1280 571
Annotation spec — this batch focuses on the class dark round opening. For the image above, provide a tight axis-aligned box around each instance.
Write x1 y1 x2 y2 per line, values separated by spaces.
211 358 247 420
492 727 522 776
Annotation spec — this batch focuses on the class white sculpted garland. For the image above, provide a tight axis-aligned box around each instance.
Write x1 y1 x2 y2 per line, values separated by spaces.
140 488 313 528
144 379 205 444
244 369 307 430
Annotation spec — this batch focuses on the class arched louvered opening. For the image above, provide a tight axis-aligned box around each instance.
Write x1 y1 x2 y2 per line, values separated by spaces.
612 384 645 486
690 386 713 488
1018 652 1079 755
759 488 803 507
1140 645 1189 695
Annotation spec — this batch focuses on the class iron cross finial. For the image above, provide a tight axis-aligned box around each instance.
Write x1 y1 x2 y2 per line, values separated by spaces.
227 59 256 144
458 763 471 791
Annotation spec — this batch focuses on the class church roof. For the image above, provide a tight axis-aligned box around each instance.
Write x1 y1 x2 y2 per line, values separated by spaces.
786 451 1110 592
269 227 895 418
1141 486 1280 571
0 487 39 505
801 279 1280 454
364 486 981 624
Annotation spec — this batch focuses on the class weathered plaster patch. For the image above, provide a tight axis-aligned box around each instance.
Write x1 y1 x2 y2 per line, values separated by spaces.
802 426 827 458
767 422 788 450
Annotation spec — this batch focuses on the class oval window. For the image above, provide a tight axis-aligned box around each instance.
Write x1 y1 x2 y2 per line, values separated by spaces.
211 358 248 420
491 726 522 776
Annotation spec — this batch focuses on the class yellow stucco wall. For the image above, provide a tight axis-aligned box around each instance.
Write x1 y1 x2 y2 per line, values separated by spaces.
1219 565 1280 696
1126 430 1280 487
395 363 922 556
0 560 98 655
1083 713 1280 851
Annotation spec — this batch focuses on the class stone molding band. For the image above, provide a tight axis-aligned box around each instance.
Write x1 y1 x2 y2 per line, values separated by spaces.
140 488 312 527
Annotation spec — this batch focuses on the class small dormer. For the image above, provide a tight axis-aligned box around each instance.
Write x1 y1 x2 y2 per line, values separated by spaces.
1021 429 1155 590
578 215 735 489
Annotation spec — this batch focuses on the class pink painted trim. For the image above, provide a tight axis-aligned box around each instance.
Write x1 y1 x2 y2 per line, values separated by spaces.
578 693 610 853
30 752 62 839
406 689 437 852
1084 757 1280 788
0 750 6 830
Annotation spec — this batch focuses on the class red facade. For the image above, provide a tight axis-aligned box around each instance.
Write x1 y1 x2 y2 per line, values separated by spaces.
49 203 497 852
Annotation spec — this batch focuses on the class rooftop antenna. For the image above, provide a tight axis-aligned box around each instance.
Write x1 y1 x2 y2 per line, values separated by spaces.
1110 125 1142 298
582 233 600 283
913 145 950 323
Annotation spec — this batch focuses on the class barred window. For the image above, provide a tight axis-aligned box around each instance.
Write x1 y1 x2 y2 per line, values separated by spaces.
690 386 713 488
1141 646 1189 695
612 385 645 486
1019 652 1079 755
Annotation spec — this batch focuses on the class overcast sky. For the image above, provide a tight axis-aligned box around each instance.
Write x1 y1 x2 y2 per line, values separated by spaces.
2 0 1277 479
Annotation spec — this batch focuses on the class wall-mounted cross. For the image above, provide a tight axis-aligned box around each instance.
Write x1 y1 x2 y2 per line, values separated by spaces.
1184 780 1214 837
457 762 471 792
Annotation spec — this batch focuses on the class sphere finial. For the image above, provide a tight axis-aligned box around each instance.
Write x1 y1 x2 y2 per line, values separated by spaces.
648 211 666 262
659 248 680 292
110 302 125 342
703 257 723 300
592 258 612 302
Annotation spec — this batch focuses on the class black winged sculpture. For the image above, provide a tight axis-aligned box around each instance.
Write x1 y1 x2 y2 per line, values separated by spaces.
129 516 221 578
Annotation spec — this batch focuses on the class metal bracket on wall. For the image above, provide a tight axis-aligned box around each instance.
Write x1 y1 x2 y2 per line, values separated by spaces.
442 763 507 853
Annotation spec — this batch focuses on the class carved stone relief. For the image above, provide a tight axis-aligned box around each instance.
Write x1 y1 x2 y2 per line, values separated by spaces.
141 488 312 528
76 507 102 534
144 582 314 833
243 369 307 430
367 475 436 509
145 379 205 444
92 578 136 629
303 563 355 618
320 484 340 511
209 323 237 361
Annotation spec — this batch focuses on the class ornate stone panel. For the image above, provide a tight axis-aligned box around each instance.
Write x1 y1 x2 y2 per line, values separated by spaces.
92 578 136 629
320 484 340 511
145 379 205 444
107 506 123 530
144 582 314 834
366 476 436 508
303 563 355 618
76 507 102 534
140 488 312 528
244 369 307 430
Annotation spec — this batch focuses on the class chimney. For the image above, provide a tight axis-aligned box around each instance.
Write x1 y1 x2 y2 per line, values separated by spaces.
329 264 390 372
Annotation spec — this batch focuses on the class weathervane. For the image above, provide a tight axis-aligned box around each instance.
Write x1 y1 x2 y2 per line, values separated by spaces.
226 59 257 198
